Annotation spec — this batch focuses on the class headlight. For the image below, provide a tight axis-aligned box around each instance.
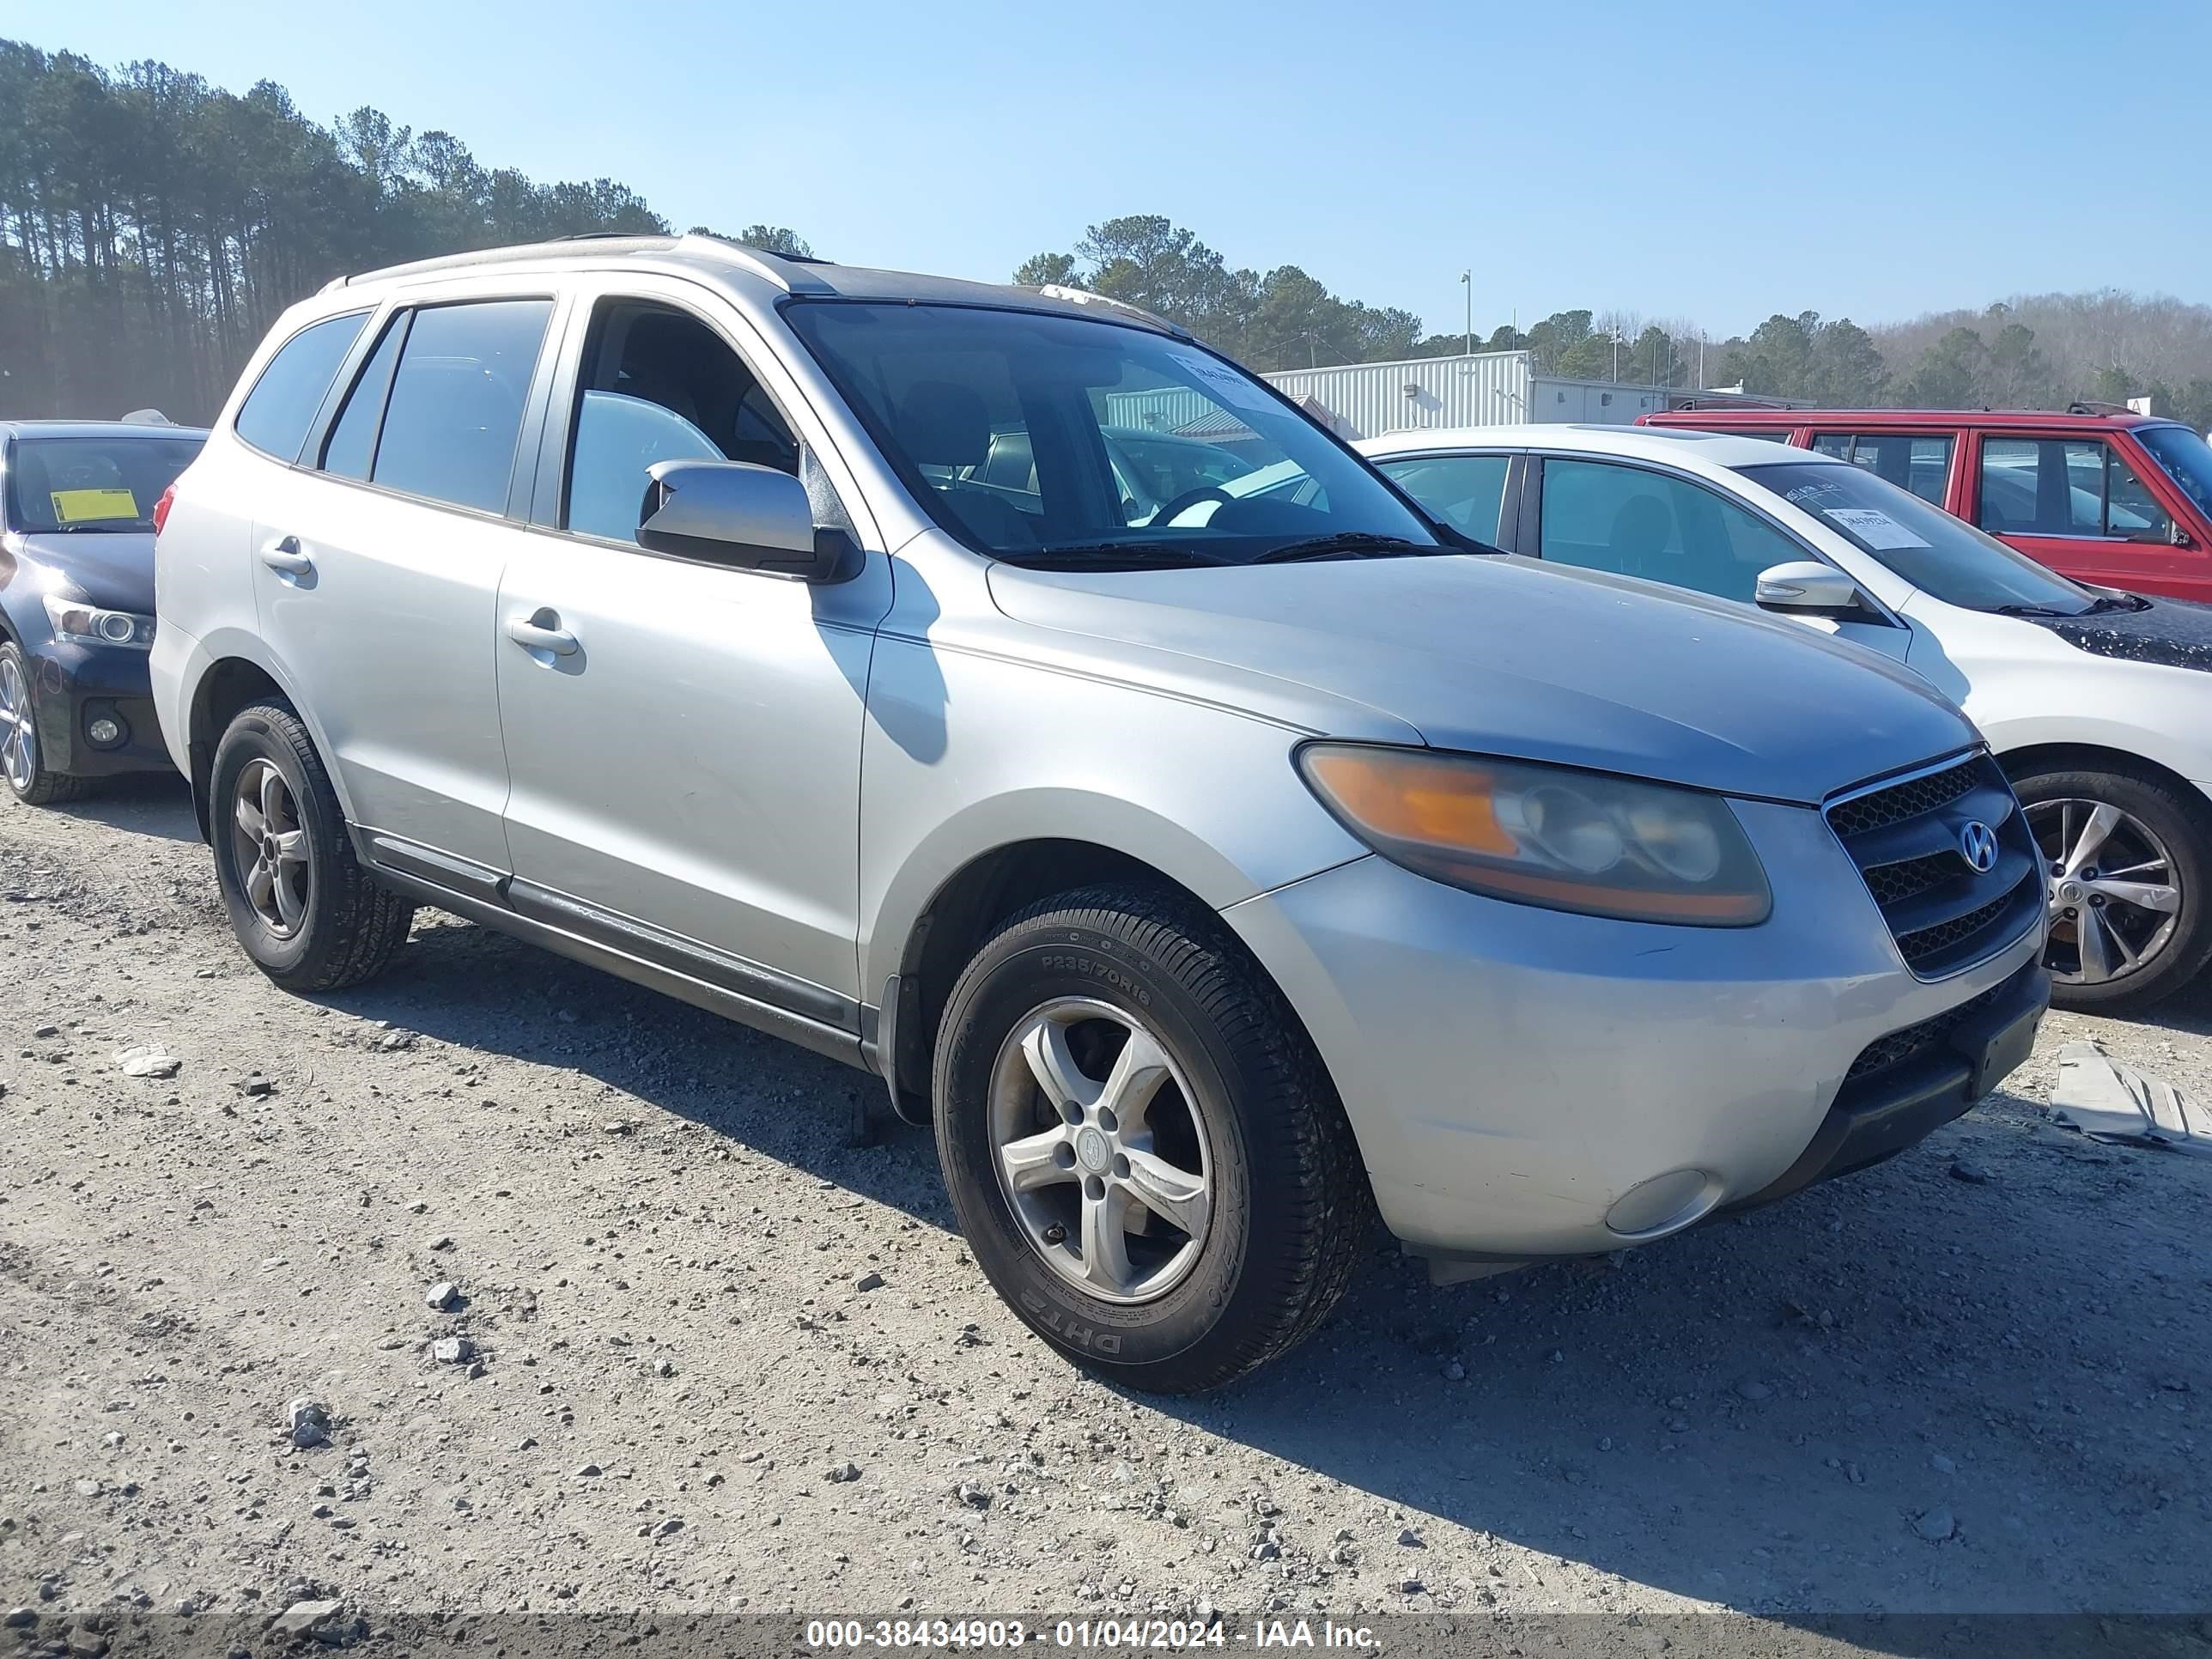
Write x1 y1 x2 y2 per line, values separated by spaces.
1297 744 1771 926
44 592 155 648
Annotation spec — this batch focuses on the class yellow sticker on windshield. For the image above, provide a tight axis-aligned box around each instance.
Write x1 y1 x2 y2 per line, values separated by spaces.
51 488 139 524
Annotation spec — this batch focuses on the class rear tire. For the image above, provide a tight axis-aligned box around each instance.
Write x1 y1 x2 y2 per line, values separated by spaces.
0 641 90 806
933 881 1367 1393
210 700 414 992
2011 761 2211 1013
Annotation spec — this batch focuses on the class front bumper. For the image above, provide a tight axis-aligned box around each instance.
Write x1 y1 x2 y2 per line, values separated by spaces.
1222 795 2048 1261
1721 953 2047 1212
25 635 173 779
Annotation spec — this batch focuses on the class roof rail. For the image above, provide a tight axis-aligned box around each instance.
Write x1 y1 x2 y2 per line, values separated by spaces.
2067 399 2137 417
1666 393 1802 411
319 235 680 292
669 232 836 295
1033 283 1191 340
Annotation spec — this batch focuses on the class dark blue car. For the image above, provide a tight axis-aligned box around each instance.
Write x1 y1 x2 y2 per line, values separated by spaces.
0 420 205 803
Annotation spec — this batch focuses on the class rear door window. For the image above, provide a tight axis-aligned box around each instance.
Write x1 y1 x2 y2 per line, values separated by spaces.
1374 453 1510 544
233 312 369 462
369 300 553 514
1979 438 2173 541
1807 433 1954 505
1537 458 1802 602
319 314 409 482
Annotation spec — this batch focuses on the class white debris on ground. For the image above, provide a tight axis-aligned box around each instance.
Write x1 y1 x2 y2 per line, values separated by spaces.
2051 1039 2212 1154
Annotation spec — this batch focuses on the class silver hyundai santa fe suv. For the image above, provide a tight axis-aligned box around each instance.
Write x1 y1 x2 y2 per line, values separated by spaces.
152 234 2049 1391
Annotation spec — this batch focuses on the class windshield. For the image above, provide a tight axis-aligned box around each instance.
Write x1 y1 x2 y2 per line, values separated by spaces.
1737 460 2104 614
5 434 204 532
784 301 1439 567
2136 424 2212 517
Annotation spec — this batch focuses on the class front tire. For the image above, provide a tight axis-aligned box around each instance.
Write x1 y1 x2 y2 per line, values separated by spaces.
210 700 415 992
0 641 88 806
933 882 1366 1392
2013 761 2211 1012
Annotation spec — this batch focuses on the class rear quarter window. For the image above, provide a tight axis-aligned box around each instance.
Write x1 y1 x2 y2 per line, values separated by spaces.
233 312 370 462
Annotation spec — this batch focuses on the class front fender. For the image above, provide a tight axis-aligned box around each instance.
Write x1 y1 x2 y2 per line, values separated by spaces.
855 635 1369 999
1982 703 2212 805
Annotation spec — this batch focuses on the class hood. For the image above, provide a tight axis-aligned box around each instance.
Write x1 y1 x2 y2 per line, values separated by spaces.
6 530 158 613
986 553 1977 805
2028 594 2212 673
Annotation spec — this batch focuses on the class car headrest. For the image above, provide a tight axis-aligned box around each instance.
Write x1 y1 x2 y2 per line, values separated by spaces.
895 381 990 468
1609 494 1674 556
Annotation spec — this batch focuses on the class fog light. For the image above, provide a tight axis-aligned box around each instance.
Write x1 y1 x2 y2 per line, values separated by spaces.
1605 1168 1718 1239
86 714 125 748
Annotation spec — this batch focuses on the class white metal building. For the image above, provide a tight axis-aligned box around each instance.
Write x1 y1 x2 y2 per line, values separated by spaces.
1254 349 1796 441
1100 349 1804 445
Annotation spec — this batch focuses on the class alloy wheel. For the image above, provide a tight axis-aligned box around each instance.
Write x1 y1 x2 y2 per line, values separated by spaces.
230 757 311 936
988 997 1214 1305
2027 797 2182 987
0 654 34 793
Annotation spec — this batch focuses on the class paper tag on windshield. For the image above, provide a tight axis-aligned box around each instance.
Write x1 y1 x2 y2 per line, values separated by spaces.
51 487 139 524
1168 350 1272 413
1823 507 1929 550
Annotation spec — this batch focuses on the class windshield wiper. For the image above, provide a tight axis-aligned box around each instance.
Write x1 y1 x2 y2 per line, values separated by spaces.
1249 533 1445 564
50 522 148 534
2084 593 2152 612
1006 542 1234 571
1991 603 2077 617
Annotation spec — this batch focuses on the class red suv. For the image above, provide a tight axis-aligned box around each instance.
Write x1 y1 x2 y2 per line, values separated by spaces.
1638 404 2212 603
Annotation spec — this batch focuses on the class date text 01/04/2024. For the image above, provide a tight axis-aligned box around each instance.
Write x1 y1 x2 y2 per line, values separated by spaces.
802 1619 1381 1650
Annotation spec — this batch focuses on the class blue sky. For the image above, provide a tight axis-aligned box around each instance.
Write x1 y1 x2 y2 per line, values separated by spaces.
21 0 2209 339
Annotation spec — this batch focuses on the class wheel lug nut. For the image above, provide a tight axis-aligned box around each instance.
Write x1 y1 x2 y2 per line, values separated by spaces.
1097 1108 1118 1133
1112 1153 1130 1179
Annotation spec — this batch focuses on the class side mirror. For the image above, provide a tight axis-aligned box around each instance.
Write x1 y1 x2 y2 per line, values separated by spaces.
637 459 857 581
1755 560 1864 617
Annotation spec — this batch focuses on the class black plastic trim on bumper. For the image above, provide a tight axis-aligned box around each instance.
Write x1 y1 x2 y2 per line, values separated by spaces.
1724 956 2051 1215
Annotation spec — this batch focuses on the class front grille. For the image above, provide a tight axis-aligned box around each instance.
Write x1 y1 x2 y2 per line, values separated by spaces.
1826 752 2040 979
1897 887 2025 969
1862 848 1963 910
1826 757 1980 839
1844 981 2004 1083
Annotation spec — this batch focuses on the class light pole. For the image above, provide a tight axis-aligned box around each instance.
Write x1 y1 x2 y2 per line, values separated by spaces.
1460 270 1471 356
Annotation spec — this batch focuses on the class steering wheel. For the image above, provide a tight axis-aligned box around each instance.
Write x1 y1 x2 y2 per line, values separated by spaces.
1148 485 1235 527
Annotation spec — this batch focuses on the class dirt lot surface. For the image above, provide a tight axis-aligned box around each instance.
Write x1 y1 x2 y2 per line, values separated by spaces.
1 779 2207 1656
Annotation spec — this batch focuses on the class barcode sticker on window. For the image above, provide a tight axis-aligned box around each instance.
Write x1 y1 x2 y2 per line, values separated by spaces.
1824 507 1929 550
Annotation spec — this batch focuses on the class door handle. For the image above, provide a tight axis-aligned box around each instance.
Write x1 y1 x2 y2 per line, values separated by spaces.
507 612 580 657
259 537 314 577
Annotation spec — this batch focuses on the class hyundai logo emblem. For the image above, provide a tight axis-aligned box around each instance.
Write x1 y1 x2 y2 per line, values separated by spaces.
1959 820 1999 874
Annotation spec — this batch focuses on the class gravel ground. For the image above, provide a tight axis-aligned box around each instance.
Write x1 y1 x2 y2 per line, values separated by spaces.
0 777 2206 1655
